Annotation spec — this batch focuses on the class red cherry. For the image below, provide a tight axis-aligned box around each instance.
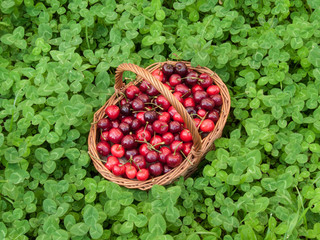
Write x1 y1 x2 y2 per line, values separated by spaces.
166 153 182 168
199 73 213 88
162 132 174 145
133 155 147 170
170 140 183 153
168 106 178 118
194 91 208 104
159 147 172 163
112 164 125 176
105 156 119 171
173 113 184 123
210 94 223 107
136 169 150 181
97 142 111 156
192 84 204 94
197 109 206 118
105 105 120 120
136 128 151 141
158 112 170 123
175 84 191 97
169 74 182 87
182 142 193 156
140 80 151 92
156 95 171 110
100 131 109 142
139 143 152 156
111 144 125 158
207 85 220 95
193 118 201 127
180 129 193 142
200 119 215 132
184 97 195 108
150 135 164 149
208 109 220 123
152 120 169 134
125 85 140 99
145 151 159 163
136 112 146 124
125 165 137 179
108 128 124 144
172 92 184 103
152 69 164 82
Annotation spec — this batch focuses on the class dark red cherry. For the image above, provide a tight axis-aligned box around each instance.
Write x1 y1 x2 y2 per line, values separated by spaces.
140 80 151 93
199 73 213 88
97 142 111 156
208 109 220 123
185 72 198 86
133 155 147 170
166 153 183 168
200 98 215 111
146 151 159 163
175 62 188 77
162 132 174 145
131 119 142 131
163 165 172 174
137 93 150 103
125 149 139 160
162 63 175 76
144 111 158 123
175 84 191 97
132 98 145 111
146 85 159 96
186 107 197 116
159 147 172 163
97 118 111 131
118 122 130 135
210 94 223 107
121 135 137 149
169 121 182 133
149 162 164 176
120 103 131 116
122 116 134 126
194 90 208 104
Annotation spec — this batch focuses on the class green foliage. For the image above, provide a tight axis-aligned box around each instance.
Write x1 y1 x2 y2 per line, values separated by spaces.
1 0 320 239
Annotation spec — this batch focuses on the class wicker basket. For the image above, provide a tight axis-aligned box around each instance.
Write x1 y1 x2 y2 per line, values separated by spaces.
88 61 231 190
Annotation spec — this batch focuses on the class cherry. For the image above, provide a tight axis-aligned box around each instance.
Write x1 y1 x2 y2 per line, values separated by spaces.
180 129 193 142
146 151 159 163
174 134 181 141
168 106 178 118
192 84 204 94
140 80 151 92
146 85 159 96
182 142 193 156
210 94 223 107
159 147 172 163
175 62 188 77
184 97 195 108
125 149 139 160
170 140 183 153
100 131 109 142
200 119 215 132
149 162 163 176
119 103 130 116
162 63 175 76
175 84 191 97
207 85 220 95
97 118 111 131
136 112 146 124
105 156 119 171
200 98 215 111
156 95 171 110
111 144 125 158
194 91 208 104
172 92 184 103
121 135 137 149
112 164 126 176
126 164 137 179
126 85 140 99
139 143 152 156
120 98 129 106
169 74 182 87
208 109 220 123
111 120 120 129
119 122 130 135
122 116 134 126
133 155 147 170
146 123 154 135
162 132 174 145
186 107 197 116
136 169 150 181
193 118 201 127
136 128 151 141
130 119 141 131
166 153 182 168
105 105 120 120
197 109 206 118
153 120 169 134
163 165 172 174
150 135 164 149
158 112 170 123
173 113 184 123
97 141 111 156
199 73 213 88
132 98 145 111
137 93 149 103
163 83 172 91
108 128 124 144
144 111 158 123
169 121 182 133
185 71 198 86
152 69 164 82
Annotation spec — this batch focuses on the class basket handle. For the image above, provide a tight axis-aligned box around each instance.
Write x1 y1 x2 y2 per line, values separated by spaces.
115 63 202 151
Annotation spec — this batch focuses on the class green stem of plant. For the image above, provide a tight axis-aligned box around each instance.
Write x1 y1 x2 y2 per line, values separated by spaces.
85 26 90 49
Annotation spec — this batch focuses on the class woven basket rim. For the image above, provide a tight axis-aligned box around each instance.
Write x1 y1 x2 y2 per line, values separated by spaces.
88 61 231 190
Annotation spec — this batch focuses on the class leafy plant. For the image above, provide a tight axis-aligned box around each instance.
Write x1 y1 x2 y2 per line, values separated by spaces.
1 0 320 239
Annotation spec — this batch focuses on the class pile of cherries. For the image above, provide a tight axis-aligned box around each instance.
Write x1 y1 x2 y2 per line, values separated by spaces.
96 62 222 181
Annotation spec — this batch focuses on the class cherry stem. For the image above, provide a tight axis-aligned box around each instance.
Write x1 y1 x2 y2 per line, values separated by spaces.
119 91 128 101
174 141 183 155
181 91 191 98
145 102 164 110
197 112 208 131
180 150 193 165
88 151 107 163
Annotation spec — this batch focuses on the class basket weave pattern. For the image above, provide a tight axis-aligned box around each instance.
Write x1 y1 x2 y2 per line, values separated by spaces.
88 61 231 190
